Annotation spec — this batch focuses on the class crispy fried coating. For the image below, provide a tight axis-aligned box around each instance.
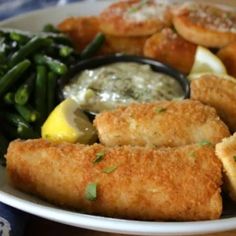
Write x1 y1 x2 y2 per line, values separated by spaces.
99 0 168 36
6 138 222 221
94 100 230 147
143 28 197 74
100 34 148 56
216 133 236 202
191 75 236 133
58 16 100 52
172 2 236 48
57 16 147 56
217 42 236 78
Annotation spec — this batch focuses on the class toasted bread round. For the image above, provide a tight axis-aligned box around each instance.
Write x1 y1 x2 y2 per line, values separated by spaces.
58 16 100 52
144 28 197 74
99 0 169 37
217 42 236 78
172 2 236 48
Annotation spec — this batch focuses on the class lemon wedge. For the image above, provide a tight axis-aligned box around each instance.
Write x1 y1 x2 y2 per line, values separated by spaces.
41 98 97 144
189 46 227 78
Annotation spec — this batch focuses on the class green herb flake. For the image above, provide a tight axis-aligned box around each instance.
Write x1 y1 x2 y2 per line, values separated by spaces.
128 0 149 13
103 165 117 174
188 151 196 158
156 107 167 113
85 183 97 201
93 151 105 164
233 156 236 162
198 140 212 147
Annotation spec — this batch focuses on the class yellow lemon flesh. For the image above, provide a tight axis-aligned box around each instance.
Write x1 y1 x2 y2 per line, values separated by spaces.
188 46 227 80
41 98 97 144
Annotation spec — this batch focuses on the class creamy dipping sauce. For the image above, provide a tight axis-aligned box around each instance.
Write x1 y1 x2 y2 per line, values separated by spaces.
63 62 185 113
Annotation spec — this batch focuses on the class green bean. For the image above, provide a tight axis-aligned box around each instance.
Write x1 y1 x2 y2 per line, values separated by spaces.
9 32 29 44
0 59 31 97
35 65 47 123
43 24 60 34
0 52 6 64
0 133 8 166
15 104 40 123
34 54 68 75
80 33 105 59
0 28 70 41
10 36 52 67
47 71 57 114
4 92 15 105
0 40 10 64
0 28 71 45
17 123 39 139
14 73 35 105
2 122 19 139
3 111 28 126
2 112 38 139
59 45 73 57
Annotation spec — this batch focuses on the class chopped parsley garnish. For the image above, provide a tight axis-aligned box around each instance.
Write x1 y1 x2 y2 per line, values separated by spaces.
156 107 167 113
103 165 118 174
128 0 149 13
93 151 105 164
198 140 212 147
85 183 97 201
233 156 236 162
188 151 196 158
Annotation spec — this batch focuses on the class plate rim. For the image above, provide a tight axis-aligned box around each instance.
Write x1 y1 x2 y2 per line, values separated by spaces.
1 188 236 236
1 1 236 235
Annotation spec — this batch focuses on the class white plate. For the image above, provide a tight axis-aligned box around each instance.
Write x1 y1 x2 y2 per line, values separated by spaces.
1 1 236 235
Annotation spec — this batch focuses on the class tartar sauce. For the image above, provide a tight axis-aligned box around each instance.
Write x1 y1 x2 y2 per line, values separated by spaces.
63 62 184 113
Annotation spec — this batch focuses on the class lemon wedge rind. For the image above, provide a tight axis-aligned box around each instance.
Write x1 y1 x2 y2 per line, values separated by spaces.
189 46 227 78
42 98 96 144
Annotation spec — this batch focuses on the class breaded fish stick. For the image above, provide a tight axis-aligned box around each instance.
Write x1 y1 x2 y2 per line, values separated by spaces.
191 74 236 133
6 139 222 221
216 133 236 202
94 100 230 147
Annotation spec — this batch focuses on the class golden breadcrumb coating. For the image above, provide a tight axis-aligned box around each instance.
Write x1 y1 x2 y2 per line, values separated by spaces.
58 16 100 52
100 34 148 56
191 74 236 133
217 42 236 78
144 28 197 74
6 139 222 221
172 2 236 48
94 100 230 147
57 16 147 56
99 0 169 36
216 133 236 202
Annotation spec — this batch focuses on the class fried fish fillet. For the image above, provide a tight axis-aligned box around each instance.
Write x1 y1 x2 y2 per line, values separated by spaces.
100 34 148 56
58 16 100 52
57 16 147 56
191 74 236 133
6 139 222 221
172 2 236 48
94 100 230 147
216 133 236 202
143 28 197 74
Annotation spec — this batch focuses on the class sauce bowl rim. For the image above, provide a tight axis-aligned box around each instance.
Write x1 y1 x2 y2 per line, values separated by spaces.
58 54 190 106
